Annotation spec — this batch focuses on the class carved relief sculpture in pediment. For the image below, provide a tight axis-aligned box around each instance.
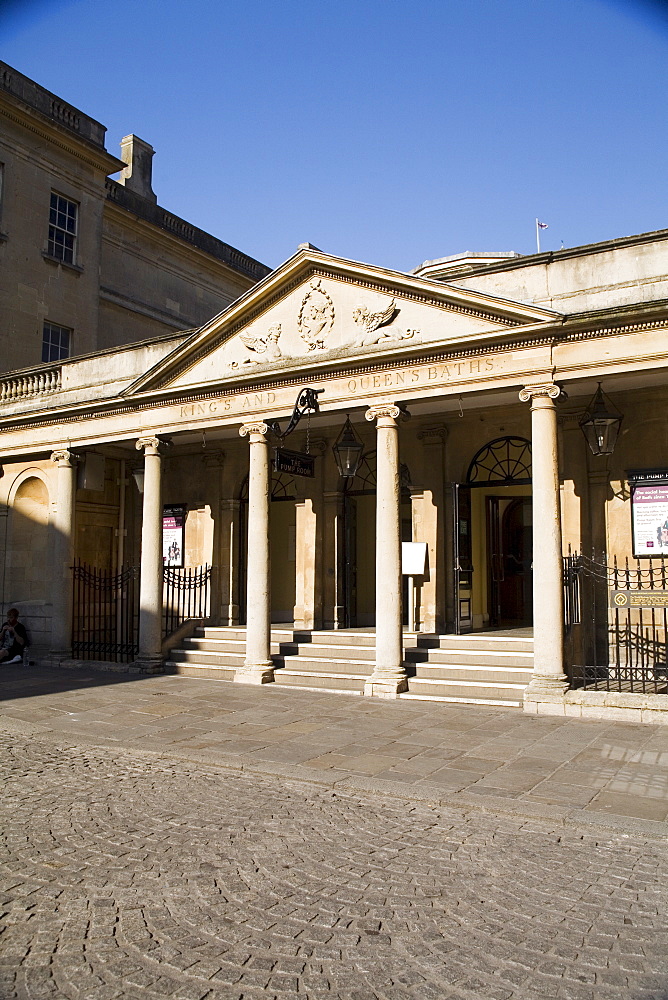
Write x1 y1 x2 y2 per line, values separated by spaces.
351 297 419 347
239 323 283 364
298 279 334 351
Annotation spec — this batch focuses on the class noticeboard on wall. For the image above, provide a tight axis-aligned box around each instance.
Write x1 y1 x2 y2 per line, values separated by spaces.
163 505 186 567
630 475 668 557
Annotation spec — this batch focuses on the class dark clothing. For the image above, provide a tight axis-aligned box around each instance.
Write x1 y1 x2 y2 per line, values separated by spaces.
1 620 27 661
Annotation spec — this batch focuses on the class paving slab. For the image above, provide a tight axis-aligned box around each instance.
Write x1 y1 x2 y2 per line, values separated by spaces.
2 663 668 835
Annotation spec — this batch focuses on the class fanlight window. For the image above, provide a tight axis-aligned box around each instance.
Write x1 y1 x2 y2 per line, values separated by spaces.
466 436 532 486
343 450 412 498
239 471 296 501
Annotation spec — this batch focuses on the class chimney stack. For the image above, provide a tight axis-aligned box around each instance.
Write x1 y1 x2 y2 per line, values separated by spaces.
118 134 157 203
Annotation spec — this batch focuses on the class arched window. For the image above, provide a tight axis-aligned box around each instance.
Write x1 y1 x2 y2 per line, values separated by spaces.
466 436 532 486
239 470 296 502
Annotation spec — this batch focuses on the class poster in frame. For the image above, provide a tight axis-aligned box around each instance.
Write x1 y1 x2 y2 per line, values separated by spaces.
163 505 186 567
629 470 668 557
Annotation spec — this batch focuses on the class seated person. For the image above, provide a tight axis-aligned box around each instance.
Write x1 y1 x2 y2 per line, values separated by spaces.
0 608 28 664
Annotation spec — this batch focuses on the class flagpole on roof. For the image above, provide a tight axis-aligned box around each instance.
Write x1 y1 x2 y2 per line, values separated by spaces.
536 218 548 253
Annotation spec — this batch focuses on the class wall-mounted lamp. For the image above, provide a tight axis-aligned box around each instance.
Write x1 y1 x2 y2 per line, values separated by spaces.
332 416 364 478
131 468 145 493
579 383 623 457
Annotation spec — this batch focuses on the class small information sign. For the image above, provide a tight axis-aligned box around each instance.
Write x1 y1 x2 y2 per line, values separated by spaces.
610 590 668 609
273 448 315 478
163 504 186 567
631 480 668 556
402 542 428 576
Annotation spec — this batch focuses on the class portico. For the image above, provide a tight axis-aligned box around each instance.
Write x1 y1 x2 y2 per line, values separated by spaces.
0 239 667 720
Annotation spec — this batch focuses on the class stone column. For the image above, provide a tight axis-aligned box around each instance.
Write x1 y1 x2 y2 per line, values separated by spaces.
364 404 408 697
519 384 568 700
50 449 77 659
237 422 273 683
135 436 164 672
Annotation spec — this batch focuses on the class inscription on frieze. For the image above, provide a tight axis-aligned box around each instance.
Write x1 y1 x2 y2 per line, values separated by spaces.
173 355 499 423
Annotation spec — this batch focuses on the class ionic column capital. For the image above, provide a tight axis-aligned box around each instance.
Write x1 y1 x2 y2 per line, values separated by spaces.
50 449 75 467
240 421 269 439
365 403 401 423
519 383 561 404
136 436 161 455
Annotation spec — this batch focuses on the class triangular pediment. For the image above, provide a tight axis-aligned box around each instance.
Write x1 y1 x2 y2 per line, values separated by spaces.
126 248 562 397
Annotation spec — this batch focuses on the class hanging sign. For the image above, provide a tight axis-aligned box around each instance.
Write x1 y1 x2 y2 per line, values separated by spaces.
631 481 668 557
163 504 186 567
273 448 315 478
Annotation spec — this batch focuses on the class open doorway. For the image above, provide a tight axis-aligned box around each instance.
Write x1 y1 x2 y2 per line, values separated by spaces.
487 495 533 626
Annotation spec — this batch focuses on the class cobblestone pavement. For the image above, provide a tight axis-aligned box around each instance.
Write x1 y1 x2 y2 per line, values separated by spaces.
2 666 668 999
2 734 668 1000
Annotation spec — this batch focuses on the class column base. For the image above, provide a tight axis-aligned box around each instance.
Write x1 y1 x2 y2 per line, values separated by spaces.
234 662 275 685
525 673 569 699
131 656 165 675
364 674 409 698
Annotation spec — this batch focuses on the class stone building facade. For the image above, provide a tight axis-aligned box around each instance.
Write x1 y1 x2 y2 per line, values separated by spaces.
0 232 667 723
0 61 269 370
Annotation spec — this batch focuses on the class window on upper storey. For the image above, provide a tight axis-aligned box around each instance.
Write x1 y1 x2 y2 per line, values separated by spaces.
47 192 78 264
42 321 71 362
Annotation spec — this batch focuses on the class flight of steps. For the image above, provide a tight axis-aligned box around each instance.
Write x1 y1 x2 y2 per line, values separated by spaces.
166 627 533 706
400 632 534 708
166 627 419 694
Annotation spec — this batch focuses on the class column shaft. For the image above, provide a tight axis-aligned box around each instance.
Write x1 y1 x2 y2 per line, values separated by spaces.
520 386 568 696
136 437 164 671
238 423 273 683
364 405 407 697
50 450 77 657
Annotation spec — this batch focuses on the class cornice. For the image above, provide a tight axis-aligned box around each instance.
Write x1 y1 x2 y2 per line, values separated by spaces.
0 100 123 175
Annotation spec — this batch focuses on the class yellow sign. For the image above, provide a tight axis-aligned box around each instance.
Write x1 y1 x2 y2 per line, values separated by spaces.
610 590 668 609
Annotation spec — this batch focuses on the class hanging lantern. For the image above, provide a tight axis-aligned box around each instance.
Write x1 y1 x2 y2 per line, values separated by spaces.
332 416 364 477
579 383 623 456
131 467 145 493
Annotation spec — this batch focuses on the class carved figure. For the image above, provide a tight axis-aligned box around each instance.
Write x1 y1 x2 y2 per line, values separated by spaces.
239 324 283 363
298 279 334 351
352 297 417 346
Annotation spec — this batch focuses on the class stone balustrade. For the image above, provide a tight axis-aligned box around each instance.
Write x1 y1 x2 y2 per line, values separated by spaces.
0 368 62 402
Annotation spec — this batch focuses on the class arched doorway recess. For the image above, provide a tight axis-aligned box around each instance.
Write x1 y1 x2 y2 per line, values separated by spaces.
461 436 533 629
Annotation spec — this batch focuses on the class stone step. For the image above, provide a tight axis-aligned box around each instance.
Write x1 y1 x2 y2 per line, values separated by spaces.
405 676 526 705
416 634 533 652
272 655 377 675
169 649 245 667
406 647 533 668
164 660 236 681
412 663 533 683
272 669 365 694
399 691 523 709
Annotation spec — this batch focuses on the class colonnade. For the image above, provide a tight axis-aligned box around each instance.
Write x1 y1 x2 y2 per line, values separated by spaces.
46 386 568 699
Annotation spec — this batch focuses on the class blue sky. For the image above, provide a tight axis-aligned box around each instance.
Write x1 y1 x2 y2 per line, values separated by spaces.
3 0 668 272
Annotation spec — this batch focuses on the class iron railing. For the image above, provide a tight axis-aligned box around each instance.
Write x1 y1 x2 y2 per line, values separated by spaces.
163 564 211 636
567 551 668 694
72 561 139 662
71 561 211 663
